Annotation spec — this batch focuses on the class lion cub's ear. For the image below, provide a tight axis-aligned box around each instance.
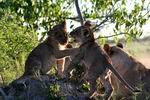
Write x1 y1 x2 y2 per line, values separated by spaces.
103 44 110 54
84 20 92 27
84 20 93 30
116 43 123 48
61 20 66 29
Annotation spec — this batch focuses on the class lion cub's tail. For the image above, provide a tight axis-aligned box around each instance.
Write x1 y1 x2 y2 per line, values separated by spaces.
108 64 141 93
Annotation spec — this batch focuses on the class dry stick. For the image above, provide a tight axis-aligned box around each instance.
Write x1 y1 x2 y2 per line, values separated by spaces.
0 74 5 86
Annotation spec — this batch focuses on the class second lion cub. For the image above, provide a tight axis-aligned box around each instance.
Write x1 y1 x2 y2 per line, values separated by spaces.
65 22 139 99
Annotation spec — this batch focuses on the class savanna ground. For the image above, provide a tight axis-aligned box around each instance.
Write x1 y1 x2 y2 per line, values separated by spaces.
125 36 150 69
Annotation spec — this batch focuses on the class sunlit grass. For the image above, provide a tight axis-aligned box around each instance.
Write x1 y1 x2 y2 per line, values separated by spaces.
126 40 150 57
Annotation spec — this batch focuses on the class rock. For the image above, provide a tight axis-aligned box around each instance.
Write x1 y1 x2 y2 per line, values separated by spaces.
1 75 87 100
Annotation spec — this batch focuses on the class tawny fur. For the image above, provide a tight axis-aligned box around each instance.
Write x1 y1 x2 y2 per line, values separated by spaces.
23 21 79 78
104 43 150 99
65 23 137 99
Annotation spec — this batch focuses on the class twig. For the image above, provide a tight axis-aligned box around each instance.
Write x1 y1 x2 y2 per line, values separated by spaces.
66 17 79 20
95 32 130 40
0 74 5 86
69 33 130 44
143 9 150 17
92 6 118 32
92 15 111 32
142 2 150 17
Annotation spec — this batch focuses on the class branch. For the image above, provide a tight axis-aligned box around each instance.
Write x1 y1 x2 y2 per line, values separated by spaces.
39 33 46 43
92 5 117 32
92 15 112 32
142 2 150 17
69 33 131 44
66 17 78 20
143 8 150 17
66 15 113 21
75 0 84 25
46 17 81 23
94 23 110 31
95 32 130 40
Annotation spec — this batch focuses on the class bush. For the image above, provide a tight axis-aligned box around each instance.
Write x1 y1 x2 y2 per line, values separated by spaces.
0 13 38 85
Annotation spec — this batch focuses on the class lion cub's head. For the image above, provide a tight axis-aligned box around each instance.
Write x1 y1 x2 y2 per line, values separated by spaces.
70 21 94 44
103 43 124 57
103 43 146 73
47 21 68 45
103 43 130 65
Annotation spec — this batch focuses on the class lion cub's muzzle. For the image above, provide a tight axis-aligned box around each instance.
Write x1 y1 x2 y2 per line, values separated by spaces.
59 37 68 45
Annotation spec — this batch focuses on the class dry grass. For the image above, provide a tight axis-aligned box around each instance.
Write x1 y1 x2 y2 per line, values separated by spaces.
125 39 150 69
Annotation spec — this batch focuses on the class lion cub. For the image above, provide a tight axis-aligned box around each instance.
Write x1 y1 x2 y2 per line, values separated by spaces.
65 22 139 99
23 21 79 78
104 43 149 99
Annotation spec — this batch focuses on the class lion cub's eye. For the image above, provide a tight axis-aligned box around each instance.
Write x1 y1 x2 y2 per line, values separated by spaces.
107 48 114 56
83 29 90 37
57 34 62 38
110 50 114 55
84 29 88 34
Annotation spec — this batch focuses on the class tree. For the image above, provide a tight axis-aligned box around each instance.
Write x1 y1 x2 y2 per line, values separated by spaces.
0 0 149 40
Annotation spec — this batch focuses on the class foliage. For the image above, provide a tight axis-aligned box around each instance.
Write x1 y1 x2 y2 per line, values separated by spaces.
48 84 64 100
0 12 38 85
81 82 90 92
70 64 85 81
0 0 149 39
0 0 73 35
86 0 149 39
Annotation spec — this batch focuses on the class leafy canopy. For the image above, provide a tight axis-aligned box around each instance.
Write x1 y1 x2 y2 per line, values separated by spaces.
0 0 149 39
